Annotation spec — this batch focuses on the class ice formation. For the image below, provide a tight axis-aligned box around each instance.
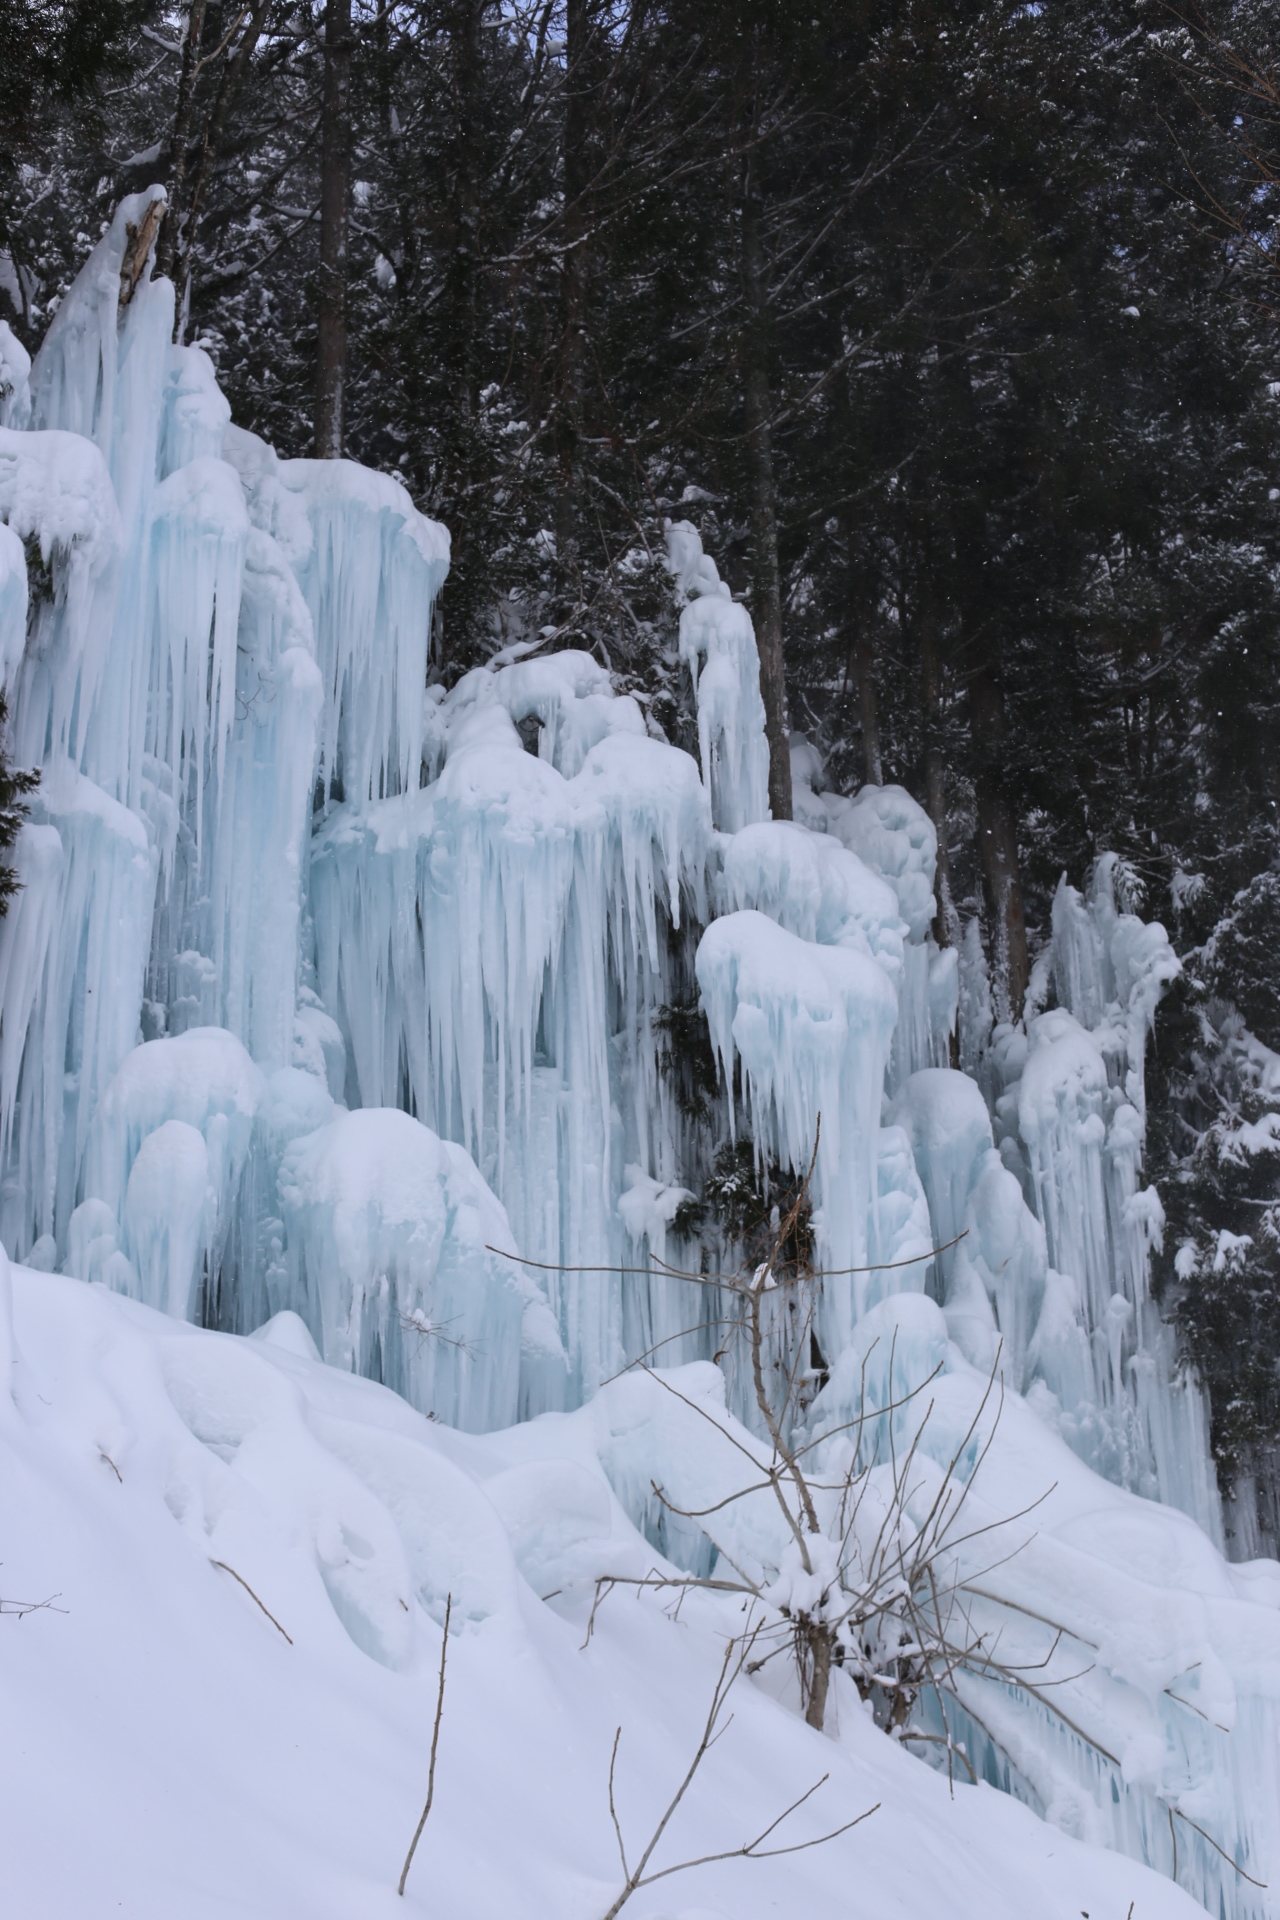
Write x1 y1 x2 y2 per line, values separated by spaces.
0 191 1277 1918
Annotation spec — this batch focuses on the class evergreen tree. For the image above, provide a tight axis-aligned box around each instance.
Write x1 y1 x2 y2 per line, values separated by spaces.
0 692 38 912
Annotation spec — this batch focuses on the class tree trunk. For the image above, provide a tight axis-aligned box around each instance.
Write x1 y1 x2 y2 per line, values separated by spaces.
804 1620 832 1731
741 148 791 822
172 0 272 339
970 663 1029 1024
448 0 483 419
440 0 485 631
555 0 591 592
918 585 960 1065
835 385 879 788
316 0 353 459
378 3 418 294
155 0 208 285
938 343 1027 1020
917 588 956 949
855 625 882 787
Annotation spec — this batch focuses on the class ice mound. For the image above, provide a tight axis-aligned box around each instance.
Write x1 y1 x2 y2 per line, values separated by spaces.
276 1105 564 1431
717 818 906 984
825 780 939 941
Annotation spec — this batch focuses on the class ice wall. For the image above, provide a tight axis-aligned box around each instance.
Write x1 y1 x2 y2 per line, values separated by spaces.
0 196 522 1417
309 656 711 1401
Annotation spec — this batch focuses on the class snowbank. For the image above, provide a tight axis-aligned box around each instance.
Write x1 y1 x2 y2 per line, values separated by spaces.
1 1262 1215 1920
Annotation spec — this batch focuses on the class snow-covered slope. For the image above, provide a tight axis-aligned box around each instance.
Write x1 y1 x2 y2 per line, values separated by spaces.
3 1256 1207 1920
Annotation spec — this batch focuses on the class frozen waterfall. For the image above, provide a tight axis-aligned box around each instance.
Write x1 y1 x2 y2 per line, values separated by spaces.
0 190 1277 1920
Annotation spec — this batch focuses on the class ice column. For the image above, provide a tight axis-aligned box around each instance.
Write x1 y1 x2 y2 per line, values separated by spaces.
668 520 770 832
988 858 1219 1538
695 906 898 1364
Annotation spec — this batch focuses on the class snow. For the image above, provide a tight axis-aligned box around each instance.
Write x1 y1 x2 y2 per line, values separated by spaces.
0 1261 1219 1920
0 189 1273 1920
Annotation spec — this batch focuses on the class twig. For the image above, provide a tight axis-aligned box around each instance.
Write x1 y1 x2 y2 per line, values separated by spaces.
484 1229 967 1281
600 1627 877 1919
0 1592 65 1617
209 1561 293 1643
399 1594 452 1897
1171 1803 1268 1889
897 1728 979 1784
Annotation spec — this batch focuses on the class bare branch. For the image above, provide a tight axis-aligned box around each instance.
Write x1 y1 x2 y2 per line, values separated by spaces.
209 1560 293 1643
398 1592 452 1896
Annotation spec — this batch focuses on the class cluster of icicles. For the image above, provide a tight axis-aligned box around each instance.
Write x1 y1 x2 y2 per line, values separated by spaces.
0 191 1275 1917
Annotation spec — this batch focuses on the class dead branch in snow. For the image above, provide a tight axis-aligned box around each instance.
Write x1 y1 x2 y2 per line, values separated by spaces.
0 1590 65 1618
599 1624 878 1919
209 1559 293 1643
399 1592 452 1897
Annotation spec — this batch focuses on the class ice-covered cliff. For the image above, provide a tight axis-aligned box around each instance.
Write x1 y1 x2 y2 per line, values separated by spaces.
1 193 1277 1918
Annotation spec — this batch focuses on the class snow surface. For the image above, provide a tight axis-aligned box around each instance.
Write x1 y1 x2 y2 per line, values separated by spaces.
2 1256 1216 1920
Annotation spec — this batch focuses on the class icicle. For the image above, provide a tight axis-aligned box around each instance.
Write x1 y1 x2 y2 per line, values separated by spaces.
0 320 30 430
0 425 122 775
0 766 157 1257
668 520 769 831
310 670 709 1401
275 454 449 806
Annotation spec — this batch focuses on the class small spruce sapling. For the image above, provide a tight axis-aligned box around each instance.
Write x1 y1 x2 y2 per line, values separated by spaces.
0 690 37 914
